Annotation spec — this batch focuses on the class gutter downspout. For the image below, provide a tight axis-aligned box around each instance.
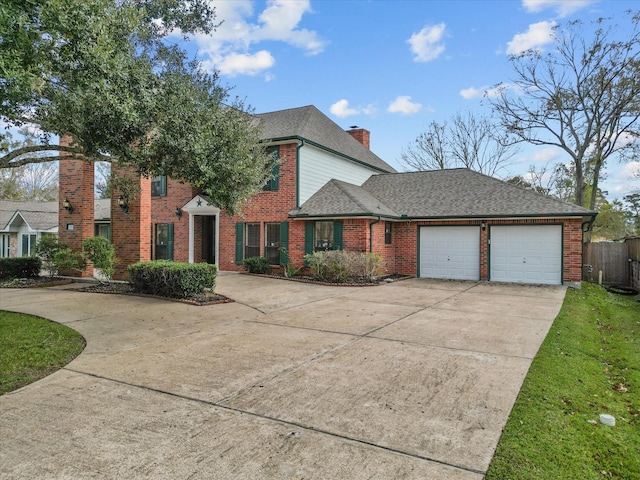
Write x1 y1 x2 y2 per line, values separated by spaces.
296 139 305 208
369 216 381 253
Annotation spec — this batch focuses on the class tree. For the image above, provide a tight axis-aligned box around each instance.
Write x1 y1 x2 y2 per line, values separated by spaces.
489 12 640 210
623 192 640 234
400 111 518 176
0 0 272 214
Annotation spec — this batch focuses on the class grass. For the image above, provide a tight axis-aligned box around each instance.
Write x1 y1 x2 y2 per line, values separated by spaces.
486 283 639 479
0 311 85 395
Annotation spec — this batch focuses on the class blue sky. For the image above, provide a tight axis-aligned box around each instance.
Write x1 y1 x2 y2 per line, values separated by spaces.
175 0 639 201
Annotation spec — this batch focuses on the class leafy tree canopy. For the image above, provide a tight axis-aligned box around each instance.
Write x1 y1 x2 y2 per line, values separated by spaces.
0 0 272 214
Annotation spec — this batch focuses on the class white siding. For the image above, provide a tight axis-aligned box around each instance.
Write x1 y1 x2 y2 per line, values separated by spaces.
299 144 381 205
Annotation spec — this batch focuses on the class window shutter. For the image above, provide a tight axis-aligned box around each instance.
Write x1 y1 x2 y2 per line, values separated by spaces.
271 161 280 190
304 222 314 265
22 234 28 256
333 221 343 250
167 224 174 260
235 222 244 264
279 221 289 265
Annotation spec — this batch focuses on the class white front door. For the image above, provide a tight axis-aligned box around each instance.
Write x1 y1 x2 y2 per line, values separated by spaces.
490 225 562 285
419 226 480 280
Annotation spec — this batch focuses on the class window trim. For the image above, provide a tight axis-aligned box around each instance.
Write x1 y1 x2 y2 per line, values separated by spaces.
384 221 392 244
151 175 167 197
244 222 260 259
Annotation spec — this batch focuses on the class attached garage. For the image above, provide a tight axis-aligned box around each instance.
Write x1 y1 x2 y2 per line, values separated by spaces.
419 226 480 280
489 225 562 285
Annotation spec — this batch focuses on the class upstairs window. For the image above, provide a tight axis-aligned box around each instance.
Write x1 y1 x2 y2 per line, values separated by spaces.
151 176 167 197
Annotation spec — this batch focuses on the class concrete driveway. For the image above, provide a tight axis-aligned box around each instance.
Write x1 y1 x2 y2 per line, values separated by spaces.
0 273 566 479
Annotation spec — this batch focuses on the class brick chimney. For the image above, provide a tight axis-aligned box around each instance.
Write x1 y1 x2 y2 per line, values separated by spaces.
346 127 370 149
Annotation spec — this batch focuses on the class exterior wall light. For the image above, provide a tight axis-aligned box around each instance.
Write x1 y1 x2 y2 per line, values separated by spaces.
175 207 183 219
62 198 74 214
481 222 486 230
117 195 129 214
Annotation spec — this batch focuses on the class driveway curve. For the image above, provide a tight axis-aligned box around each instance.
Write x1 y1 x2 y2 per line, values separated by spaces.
0 273 566 479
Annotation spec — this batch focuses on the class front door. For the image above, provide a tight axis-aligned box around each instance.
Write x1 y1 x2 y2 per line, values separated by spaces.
201 216 216 264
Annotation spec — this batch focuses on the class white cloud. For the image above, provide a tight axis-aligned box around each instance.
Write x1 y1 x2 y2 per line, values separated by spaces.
193 0 326 76
215 50 275 77
387 96 422 115
522 0 597 18
621 161 640 179
329 100 377 118
506 21 556 55
460 87 483 99
530 147 561 163
330 99 360 118
407 23 446 62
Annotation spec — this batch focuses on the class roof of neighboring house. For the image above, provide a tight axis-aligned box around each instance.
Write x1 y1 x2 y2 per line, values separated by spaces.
0 200 59 231
0 199 111 231
290 168 597 219
256 105 396 174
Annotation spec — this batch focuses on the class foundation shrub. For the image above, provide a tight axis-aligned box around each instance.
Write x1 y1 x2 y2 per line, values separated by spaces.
242 256 272 274
128 261 217 298
0 257 42 279
304 251 385 282
36 236 85 278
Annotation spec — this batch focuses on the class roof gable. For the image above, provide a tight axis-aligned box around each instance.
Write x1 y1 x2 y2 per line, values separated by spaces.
256 105 396 174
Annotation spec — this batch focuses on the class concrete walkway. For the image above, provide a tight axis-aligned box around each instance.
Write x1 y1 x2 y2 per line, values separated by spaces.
0 273 566 479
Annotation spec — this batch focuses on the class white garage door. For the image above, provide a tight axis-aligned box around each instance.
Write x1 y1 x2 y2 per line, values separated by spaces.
490 225 562 285
419 226 480 280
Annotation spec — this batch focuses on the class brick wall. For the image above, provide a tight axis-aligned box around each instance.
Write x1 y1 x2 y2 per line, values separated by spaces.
58 150 95 277
111 165 151 280
218 143 298 270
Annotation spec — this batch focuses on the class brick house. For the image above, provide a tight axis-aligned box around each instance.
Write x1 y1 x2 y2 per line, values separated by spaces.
58 105 596 286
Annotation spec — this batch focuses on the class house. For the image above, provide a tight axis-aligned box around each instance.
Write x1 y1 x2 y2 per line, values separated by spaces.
57 105 596 286
0 199 111 258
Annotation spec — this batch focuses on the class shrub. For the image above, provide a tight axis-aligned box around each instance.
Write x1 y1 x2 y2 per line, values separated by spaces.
82 237 117 282
36 236 85 277
128 261 217 299
0 257 42 280
304 250 385 282
242 256 272 274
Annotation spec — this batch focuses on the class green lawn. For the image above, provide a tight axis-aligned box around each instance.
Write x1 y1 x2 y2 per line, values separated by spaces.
0 311 85 395
486 283 639 479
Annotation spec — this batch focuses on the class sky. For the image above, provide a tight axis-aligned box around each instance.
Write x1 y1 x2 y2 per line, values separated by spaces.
172 0 639 201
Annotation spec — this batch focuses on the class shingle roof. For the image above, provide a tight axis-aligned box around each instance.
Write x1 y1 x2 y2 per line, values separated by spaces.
290 169 596 219
255 105 396 174
291 179 398 218
0 200 58 230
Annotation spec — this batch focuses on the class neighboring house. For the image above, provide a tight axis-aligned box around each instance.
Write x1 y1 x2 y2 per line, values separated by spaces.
0 199 111 258
58 105 596 286
0 200 58 257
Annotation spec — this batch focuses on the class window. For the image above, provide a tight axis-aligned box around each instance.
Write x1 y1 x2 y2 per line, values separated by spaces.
385 222 392 244
245 223 260 258
154 223 174 260
262 146 280 191
151 176 167 197
314 221 334 251
95 224 111 240
0 234 10 257
21 234 37 256
304 221 342 261
265 223 281 265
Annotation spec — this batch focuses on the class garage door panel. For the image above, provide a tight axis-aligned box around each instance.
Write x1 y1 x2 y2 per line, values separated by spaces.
419 226 480 281
490 225 562 285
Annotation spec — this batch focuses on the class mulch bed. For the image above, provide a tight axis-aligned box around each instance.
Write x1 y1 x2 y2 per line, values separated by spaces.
78 282 234 306
242 272 414 286
0 277 74 288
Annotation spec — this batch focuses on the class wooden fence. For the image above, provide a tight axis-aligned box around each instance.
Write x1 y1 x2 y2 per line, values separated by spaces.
582 238 639 288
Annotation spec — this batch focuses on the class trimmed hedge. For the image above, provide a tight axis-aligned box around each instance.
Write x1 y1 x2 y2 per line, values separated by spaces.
128 261 217 299
242 256 272 274
0 257 42 280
